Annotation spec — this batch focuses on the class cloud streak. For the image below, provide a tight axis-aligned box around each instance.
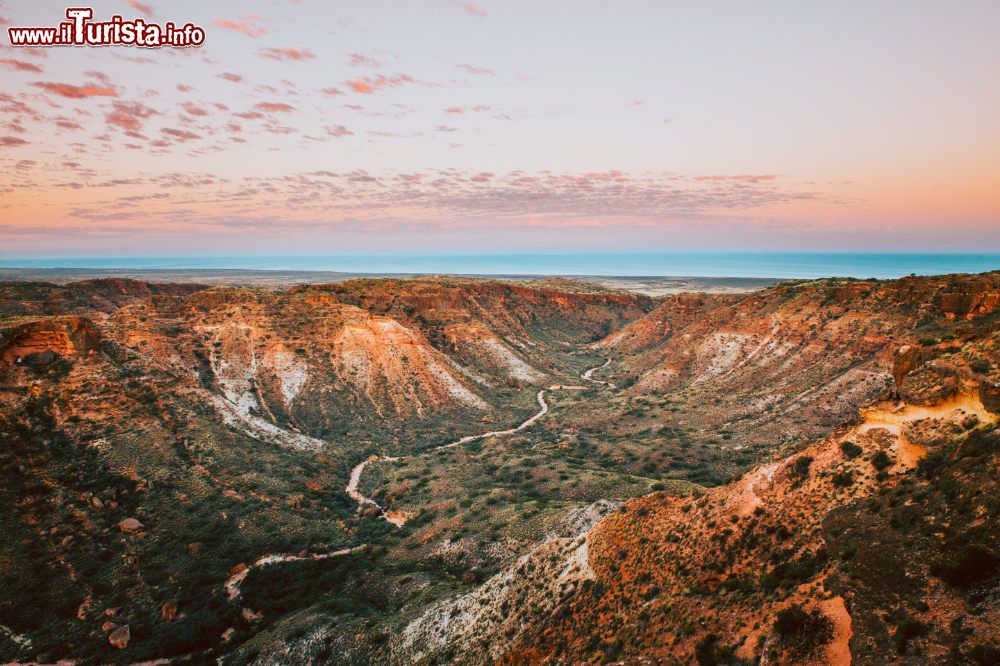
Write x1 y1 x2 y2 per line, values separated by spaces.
15 167 818 238
346 74 419 94
31 81 117 99
453 2 487 17
106 101 158 135
259 47 316 62
212 16 267 38
0 59 44 74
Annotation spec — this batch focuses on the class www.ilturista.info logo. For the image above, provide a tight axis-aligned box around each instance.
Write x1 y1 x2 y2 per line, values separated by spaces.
7 7 205 48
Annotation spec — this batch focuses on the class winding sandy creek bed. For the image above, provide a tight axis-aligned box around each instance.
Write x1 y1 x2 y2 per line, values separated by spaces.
223 359 616 603
346 359 613 525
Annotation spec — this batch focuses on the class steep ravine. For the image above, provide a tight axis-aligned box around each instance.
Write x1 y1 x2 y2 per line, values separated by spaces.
345 358 615 525
222 358 617 622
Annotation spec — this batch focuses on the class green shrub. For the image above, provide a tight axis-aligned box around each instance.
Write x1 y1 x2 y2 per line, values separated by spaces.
929 544 1000 589
694 633 734 665
774 604 833 656
968 644 1000 665
791 456 813 480
917 448 947 477
839 441 863 459
893 618 927 654
969 359 992 374
831 470 854 487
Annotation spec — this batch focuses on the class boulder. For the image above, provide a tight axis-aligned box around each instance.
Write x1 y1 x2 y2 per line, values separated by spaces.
892 344 923 388
117 518 144 533
161 600 179 621
19 350 59 367
980 380 1000 415
108 624 130 649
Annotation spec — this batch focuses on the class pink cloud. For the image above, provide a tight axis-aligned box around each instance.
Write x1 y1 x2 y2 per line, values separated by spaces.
0 136 29 147
325 124 352 137
181 102 209 117
346 74 418 95
54 118 84 130
212 16 267 38
0 59 43 74
321 87 343 96
0 94 41 119
106 101 158 134
259 47 316 62
694 174 778 183
254 102 295 113
348 53 382 68
444 106 465 114
454 2 487 17
218 72 244 83
160 127 201 141
347 80 374 94
18 168 817 240
456 64 495 76
32 81 117 99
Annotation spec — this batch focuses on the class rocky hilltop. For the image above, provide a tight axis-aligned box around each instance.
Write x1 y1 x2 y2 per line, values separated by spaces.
0 272 997 664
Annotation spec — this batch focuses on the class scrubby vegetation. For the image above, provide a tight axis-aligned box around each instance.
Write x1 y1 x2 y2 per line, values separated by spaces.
2 272 999 664
773 604 833 657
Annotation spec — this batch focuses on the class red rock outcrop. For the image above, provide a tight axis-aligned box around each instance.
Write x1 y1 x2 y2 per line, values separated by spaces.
0 316 100 365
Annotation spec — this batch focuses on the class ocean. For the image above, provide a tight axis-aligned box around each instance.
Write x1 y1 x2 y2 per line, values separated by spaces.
0 253 998 280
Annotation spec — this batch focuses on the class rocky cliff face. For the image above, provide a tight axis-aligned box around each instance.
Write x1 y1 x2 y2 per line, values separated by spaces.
592 273 1000 464
0 317 100 363
91 279 649 439
483 395 998 665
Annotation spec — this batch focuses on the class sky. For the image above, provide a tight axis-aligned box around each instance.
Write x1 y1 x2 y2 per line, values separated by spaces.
1 0 999 257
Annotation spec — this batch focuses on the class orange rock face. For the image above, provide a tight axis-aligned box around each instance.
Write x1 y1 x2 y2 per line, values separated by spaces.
939 288 1000 320
0 316 100 364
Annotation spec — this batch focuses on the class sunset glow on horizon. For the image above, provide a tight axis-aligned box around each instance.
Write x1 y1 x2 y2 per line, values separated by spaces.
2 1 999 256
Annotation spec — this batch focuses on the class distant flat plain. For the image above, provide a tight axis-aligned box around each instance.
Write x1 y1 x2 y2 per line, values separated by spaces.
0 267 782 295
